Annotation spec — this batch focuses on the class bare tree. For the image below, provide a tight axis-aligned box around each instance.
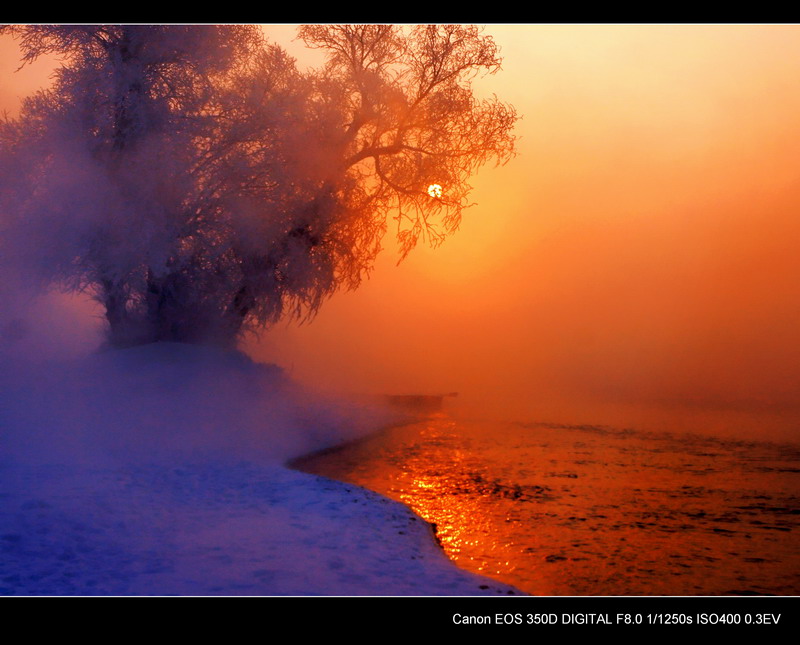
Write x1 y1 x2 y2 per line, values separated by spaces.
0 25 517 348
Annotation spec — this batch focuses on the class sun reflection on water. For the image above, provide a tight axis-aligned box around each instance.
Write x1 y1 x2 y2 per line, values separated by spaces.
295 415 800 595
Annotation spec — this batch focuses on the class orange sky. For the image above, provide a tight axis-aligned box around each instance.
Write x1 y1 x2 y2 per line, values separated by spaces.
253 25 800 441
3 26 800 440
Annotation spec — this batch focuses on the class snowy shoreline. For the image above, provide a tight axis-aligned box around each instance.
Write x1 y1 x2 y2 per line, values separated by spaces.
0 343 520 596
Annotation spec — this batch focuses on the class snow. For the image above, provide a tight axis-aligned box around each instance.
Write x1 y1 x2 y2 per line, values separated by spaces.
0 343 519 595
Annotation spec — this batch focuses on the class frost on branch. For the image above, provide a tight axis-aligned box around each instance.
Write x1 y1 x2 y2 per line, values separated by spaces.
0 25 517 347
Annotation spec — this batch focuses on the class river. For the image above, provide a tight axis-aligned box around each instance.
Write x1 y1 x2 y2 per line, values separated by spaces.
294 414 800 595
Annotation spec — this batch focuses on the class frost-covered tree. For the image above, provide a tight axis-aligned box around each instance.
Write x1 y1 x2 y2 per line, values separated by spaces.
0 25 516 347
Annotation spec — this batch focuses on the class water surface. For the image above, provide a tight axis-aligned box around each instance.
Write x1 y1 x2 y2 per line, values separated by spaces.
295 416 800 595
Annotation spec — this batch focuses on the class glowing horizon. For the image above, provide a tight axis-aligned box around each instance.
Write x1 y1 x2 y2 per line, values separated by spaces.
256 25 800 441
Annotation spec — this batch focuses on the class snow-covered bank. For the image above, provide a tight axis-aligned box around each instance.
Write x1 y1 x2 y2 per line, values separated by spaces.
0 343 519 595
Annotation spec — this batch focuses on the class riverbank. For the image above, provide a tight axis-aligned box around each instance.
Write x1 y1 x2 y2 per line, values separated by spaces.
0 343 519 595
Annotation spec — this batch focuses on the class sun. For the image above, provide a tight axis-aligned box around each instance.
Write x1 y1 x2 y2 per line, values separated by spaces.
427 183 443 199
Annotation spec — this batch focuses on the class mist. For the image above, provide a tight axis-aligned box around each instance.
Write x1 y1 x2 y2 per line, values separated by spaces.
2 26 799 443
250 25 800 443
0 34 102 363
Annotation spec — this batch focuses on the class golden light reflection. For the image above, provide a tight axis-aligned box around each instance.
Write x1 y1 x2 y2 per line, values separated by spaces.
427 183 443 199
295 416 800 596
295 416 560 594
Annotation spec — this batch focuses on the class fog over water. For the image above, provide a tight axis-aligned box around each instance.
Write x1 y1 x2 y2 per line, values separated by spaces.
3 26 800 443
245 26 800 443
